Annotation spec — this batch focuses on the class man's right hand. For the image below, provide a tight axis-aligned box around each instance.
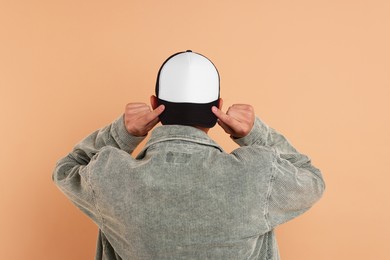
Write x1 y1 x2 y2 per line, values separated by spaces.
212 104 255 138
124 103 165 137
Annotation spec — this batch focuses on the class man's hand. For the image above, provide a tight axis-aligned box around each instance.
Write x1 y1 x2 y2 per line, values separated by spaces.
124 103 165 136
212 104 255 138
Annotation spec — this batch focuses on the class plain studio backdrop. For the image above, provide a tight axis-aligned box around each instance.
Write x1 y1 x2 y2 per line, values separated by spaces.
1 1 389 259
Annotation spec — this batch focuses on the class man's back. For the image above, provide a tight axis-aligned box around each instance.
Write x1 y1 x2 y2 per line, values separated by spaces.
54 116 324 259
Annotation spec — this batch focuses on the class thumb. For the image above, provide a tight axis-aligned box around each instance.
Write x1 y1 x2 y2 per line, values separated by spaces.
211 106 227 122
212 106 234 135
141 104 165 126
212 106 240 132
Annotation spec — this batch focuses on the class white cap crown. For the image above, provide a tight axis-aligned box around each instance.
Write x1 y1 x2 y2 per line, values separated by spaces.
157 51 219 104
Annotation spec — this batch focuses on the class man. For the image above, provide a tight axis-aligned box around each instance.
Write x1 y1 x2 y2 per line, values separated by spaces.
53 50 325 259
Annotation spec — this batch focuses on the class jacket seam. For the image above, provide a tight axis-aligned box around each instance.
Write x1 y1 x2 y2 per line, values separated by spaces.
264 152 277 231
86 163 105 230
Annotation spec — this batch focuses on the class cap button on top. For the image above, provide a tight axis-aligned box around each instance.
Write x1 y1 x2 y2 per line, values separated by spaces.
186 50 192 52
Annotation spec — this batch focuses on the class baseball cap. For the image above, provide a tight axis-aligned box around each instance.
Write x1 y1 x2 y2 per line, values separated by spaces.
155 50 220 127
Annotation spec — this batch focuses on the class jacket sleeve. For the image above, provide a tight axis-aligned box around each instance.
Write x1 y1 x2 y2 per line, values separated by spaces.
52 115 145 223
234 117 325 229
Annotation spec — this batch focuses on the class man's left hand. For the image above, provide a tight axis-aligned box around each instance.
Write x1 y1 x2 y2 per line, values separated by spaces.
124 103 165 136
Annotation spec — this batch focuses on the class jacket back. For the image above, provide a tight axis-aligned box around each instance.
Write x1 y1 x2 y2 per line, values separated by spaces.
53 116 325 259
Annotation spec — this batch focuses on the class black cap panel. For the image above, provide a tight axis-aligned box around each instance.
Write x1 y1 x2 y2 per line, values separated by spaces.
157 98 219 128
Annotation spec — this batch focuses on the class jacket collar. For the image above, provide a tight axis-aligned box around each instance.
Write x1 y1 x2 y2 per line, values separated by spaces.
137 125 224 158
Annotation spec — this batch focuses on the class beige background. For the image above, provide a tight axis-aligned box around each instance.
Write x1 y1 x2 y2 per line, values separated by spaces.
1 0 389 259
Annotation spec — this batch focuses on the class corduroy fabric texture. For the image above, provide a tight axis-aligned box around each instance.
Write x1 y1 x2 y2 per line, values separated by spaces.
53 115 325 259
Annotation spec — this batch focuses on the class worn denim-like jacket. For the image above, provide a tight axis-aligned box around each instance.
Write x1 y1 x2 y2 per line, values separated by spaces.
53 115 325 260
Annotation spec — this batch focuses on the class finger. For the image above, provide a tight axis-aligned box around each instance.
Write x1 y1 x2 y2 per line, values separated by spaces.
212 106 241 130
140 104 165 125
144 116 160 131
229 104 253 109
227 104 254 116
126 104 151 114
128 107 152 117
225 109 249 123
211 106 228 121
216 119 234 135
125 103 149 110
225 105 254 123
